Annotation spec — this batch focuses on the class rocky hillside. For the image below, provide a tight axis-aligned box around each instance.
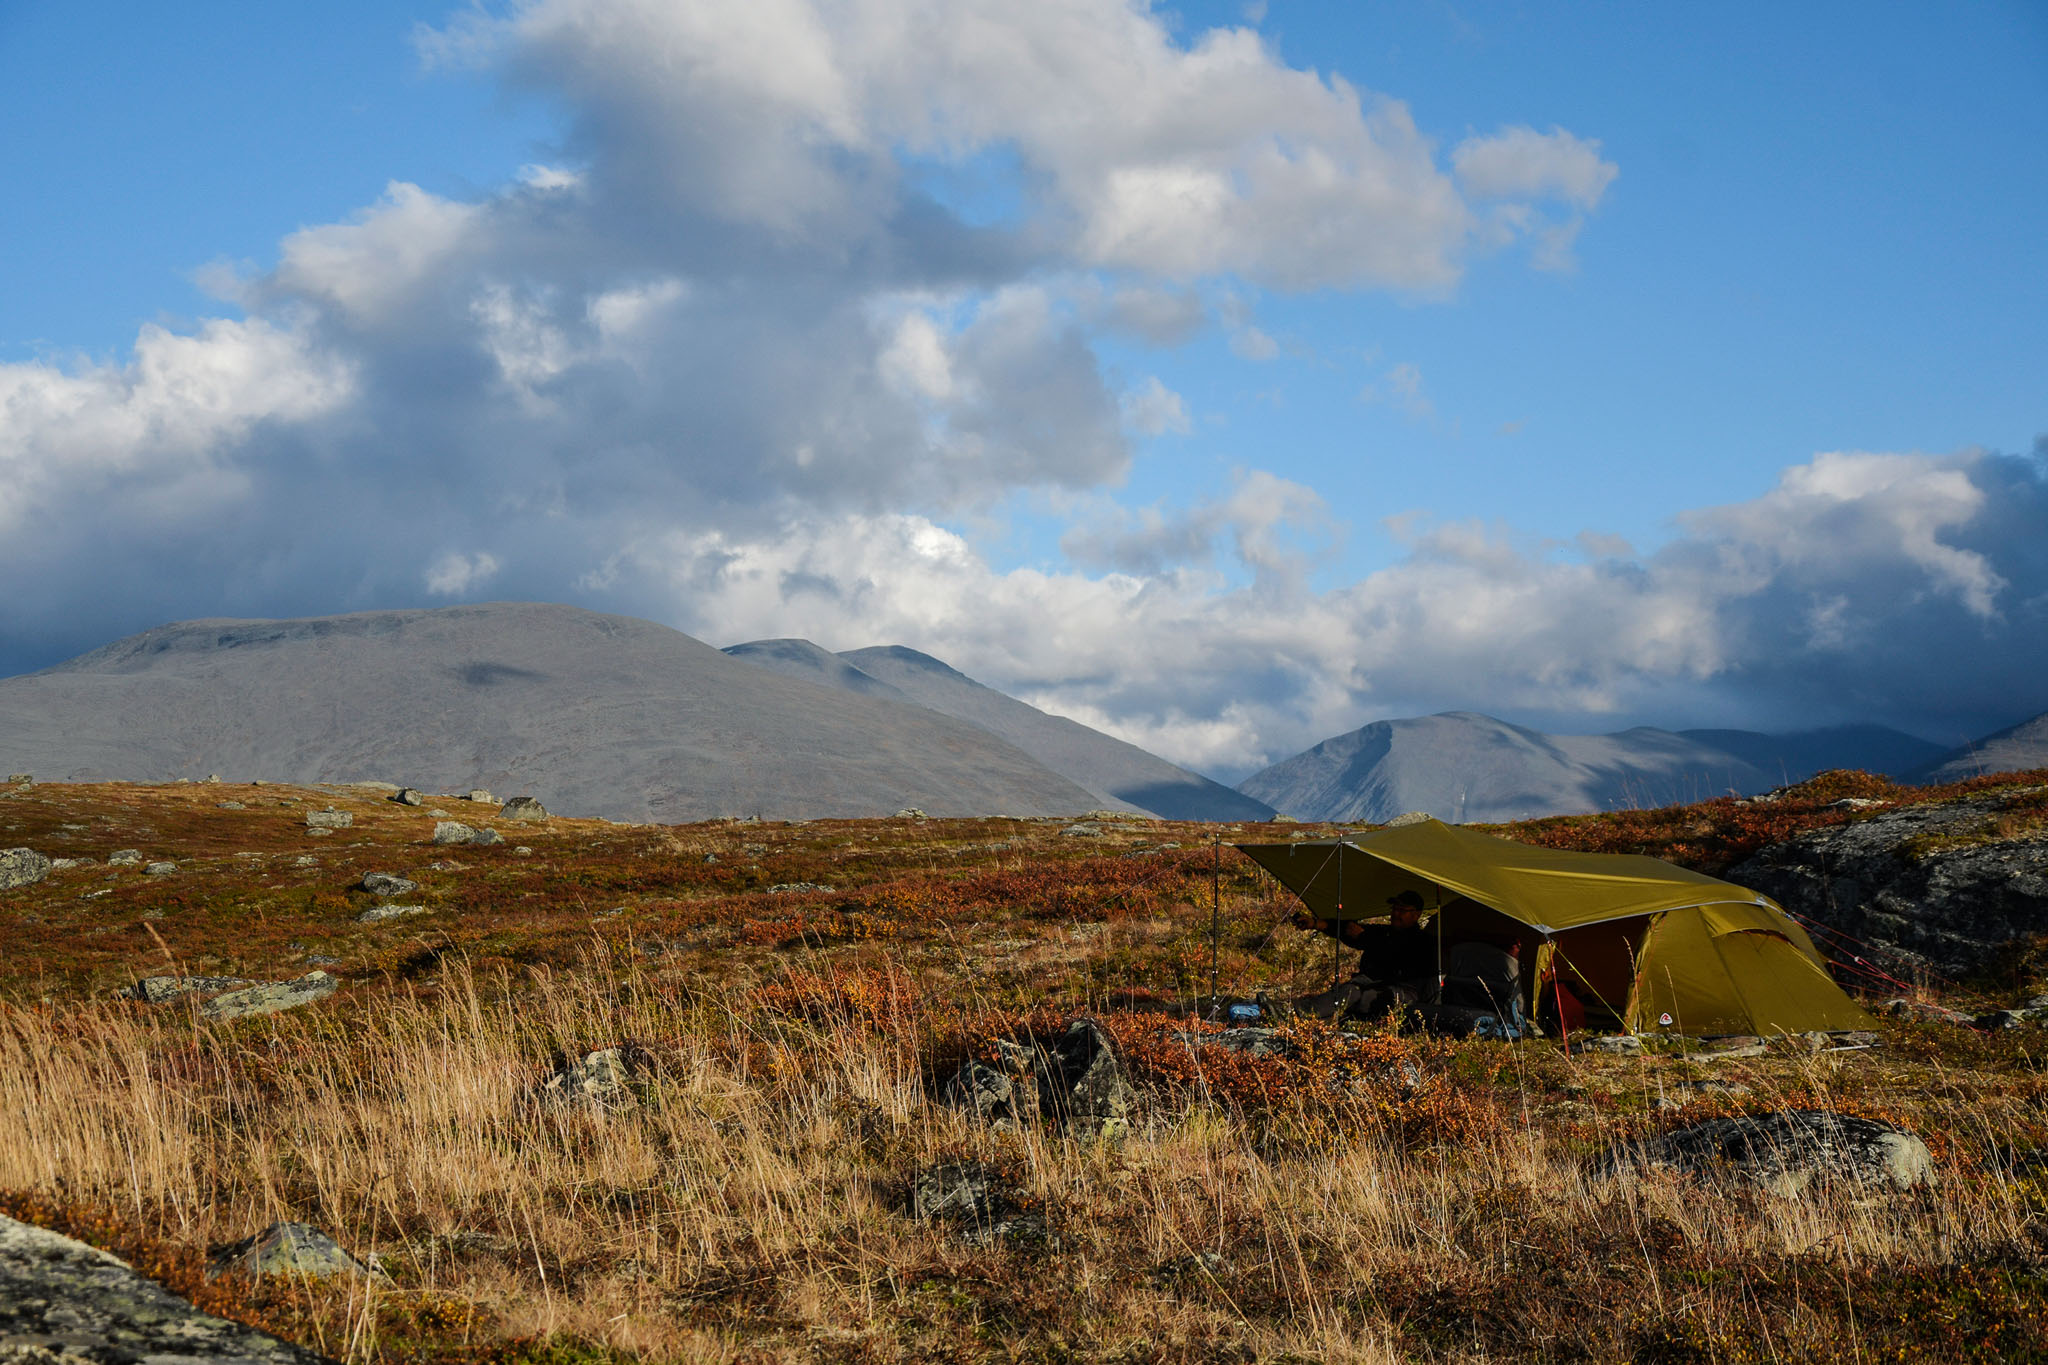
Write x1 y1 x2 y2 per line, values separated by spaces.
1729 783 2048 980
1920 709 2048 783
726 640 1275 822
0 604 1103 822
1238 711 1945 824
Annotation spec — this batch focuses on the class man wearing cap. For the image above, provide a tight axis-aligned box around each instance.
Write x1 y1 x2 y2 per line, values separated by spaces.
1288 889 1437 1022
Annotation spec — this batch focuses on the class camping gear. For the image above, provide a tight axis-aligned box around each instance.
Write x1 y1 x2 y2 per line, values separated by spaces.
1238 820 1872 1038
1412 939 1526 1039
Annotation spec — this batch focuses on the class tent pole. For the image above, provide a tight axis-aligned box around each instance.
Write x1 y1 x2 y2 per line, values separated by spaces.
1333 832 1345 988
1548 934 1571 1053
1209 832 1220 1012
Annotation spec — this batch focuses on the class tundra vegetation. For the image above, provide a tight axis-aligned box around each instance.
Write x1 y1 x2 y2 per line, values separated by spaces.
1 770 2045 1363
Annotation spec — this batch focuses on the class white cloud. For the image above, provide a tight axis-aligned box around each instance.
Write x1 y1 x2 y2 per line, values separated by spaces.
424 551 503 596
1359 360 1432 419
1230 325 1279 361
1119 376 1191 436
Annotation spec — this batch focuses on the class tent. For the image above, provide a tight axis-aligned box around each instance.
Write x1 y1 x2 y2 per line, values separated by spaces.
1236 820 1872 1037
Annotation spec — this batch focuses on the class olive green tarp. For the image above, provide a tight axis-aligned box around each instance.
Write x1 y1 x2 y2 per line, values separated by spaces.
1237 819 1873 1037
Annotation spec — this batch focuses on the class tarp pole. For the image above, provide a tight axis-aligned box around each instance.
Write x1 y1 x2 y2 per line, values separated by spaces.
1209 833 1220 1011
1549 935 1570 1053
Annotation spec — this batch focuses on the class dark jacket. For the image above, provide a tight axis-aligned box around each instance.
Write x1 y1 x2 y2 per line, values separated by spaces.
1343 922 1436 985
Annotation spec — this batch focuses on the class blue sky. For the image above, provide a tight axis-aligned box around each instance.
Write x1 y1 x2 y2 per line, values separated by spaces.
2 1 2044 774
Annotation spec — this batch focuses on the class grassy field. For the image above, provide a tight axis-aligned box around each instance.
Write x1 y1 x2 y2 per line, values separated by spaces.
2 772 2046 1362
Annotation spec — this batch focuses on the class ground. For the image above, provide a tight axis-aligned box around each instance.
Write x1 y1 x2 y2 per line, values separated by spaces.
1 771 2045 1363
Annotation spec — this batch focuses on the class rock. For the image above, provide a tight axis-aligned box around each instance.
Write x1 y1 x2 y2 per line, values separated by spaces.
144 861 178 876
1829 797 1889 810
0 847 52 890
393 787 426 806
217 800 246 809
1729 790 2048 977
1038 1017 1138 1139
360 871 419 896
1569 1034 1644 1056
1172 1027 1293 1059
357 904 425 924
539 1047 635 1108
500 796 548 821
0 1213 324 1365
304 808 353 830
767 882 832 894
893 808 926 819
134 975 252 1003
107 849 142 866
702 853 718 864
432 820 495 845
201 972 338 1021
465 789 496 804
1384 811 1434 827
203 774 223 784
941 1060 1022 1130
1058 822 1103 837
1606 1110 1935 1196
1879 997 1974 1026
911 1160 998 1222
514 845 533 856
208 1222 379 1280
1975 1009 2031 1031
292 854 318 867
50 857 91 869
5 773 29 783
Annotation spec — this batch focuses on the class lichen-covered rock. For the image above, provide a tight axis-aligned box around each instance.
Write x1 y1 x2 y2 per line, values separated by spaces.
1038 1017 1137 1139
465 789 496 804
1605 1110 1934 1196
499 796 548 822
107 850 142 866
431 821 501 846
392 787 426 806
1171 1027 1294 1058
1729 790 2048 977
134 975 252 1003
202 972 338 1021
539 1048 636 1108
0 1213 325 1365
359 871 418 896
356 904 425 924
144 861 178 876
940 1060 1022 1130
304 808 352 830
0 847 51 890
209 1222 378 1281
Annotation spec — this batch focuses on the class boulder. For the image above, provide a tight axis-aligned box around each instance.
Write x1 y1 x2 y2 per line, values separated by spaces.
539 1047 636 1108
1606 1110 1934 1196
134 975 252 1003
940 1059 1023 1130
1171 1027 1293 1058
500 796 548 822
359 871 419 896
1879 998 1974 1026
0 847 51 890
201 972 338 1021
905 1161 1048 1246
356 904 425 924
208 1222 379 1280
0 1213 324 1365
1384 811 1434 827
893 808 926 819
1729 790 2048 977
465 789 496 804
393 787 426 806
1038 1018 1138 1139
144 861 178 876
304 808 352 830
431 821 502 846
107 849 142 865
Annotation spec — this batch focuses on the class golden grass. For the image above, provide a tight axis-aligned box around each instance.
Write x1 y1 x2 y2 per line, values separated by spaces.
4 948 2044 1364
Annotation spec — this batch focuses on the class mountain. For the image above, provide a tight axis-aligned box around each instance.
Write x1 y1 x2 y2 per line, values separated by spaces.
0 604 1104 822
724 640 1274 822
1238 711 1945 824
1918 709 2048 783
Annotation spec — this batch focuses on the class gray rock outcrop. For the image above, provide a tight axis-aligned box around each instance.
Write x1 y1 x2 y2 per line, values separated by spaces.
431 821 502 847
201 972 338 1021
940 1060 1024 1130
356 904 425 924
134 975 252 1003
1606 1110 1934 1196
0 847 51 890
208 1222 377 1281
538 1048 636 1108
1037 1018 1138 1139
499 796 548 822
393 787 425 806
0 1213 326 1365
359 872 417 896
304 809 352 830
1729 789 2048 977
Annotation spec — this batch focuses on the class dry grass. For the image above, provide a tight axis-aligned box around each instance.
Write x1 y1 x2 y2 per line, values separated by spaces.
3 774 2048 1361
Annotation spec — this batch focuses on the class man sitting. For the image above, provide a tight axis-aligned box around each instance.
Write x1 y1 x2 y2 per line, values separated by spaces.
1290 889 1437 1022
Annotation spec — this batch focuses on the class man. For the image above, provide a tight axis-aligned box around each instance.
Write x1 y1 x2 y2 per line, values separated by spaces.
1290 889 1438 1022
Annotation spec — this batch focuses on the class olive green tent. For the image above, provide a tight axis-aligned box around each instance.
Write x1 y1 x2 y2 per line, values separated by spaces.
1237 819 1872 1037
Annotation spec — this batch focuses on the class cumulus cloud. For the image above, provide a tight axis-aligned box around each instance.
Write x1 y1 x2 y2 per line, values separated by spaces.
20 0 2029 776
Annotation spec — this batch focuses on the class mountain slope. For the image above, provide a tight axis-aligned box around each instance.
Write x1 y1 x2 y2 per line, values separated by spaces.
721 641 1273 821
1238 712 1944 824
1919 709 2048 782
721 639 914 703
0 604 1103 822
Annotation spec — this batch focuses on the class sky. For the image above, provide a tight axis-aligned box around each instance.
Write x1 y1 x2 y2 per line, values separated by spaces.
3 0 2045 780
